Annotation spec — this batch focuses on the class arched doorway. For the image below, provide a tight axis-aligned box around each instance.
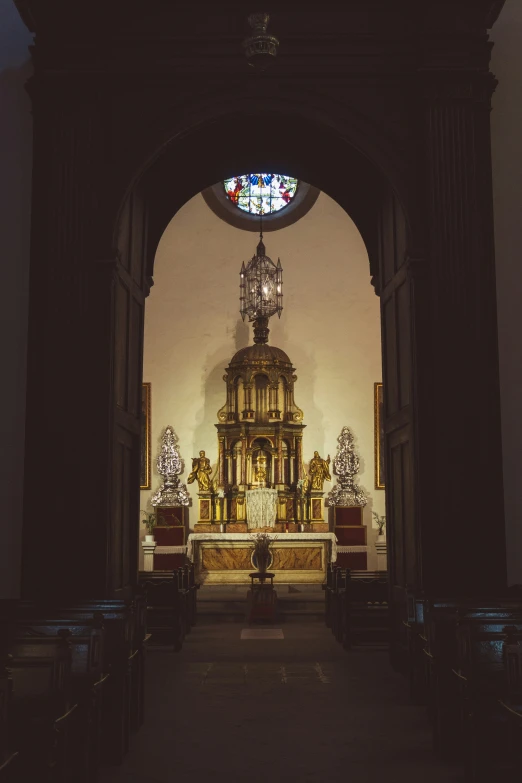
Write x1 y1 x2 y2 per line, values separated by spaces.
112 112 418 663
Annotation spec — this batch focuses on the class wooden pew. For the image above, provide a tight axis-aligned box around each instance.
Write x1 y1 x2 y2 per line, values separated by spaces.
177 569 190 637
324 563 335 629
328 567 346 643
184 564 198 628
498 634 522 771
0 751 19 783
407 594 522 711
8 633 77 783
16 601 137 766
15 619 108 783
453 621 522 780
342 570 388 649
403 591 430 705
138 572 184 651
0 647 17 783
424 601 522 763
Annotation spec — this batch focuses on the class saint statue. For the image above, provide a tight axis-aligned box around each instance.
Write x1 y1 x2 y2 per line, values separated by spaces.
304 451 331 492
187 450 213 492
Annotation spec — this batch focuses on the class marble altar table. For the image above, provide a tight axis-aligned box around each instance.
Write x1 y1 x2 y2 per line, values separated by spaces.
186 532 337 585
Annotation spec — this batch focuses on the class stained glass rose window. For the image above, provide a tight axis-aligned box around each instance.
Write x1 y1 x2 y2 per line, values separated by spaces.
223 173 299 215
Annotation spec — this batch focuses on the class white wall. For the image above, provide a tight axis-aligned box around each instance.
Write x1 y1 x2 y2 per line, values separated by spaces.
491 0 522 585
0 0 32 598
141 191 385 566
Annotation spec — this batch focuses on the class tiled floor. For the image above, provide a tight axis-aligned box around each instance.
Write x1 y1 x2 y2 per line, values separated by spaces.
100 619 463 783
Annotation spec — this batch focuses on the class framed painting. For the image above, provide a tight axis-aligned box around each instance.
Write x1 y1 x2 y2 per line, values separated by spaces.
140 382 151 489
374 382 385 489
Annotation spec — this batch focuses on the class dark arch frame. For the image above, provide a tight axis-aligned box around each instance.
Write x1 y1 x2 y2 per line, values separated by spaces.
19 2 506 672
120 108 409 292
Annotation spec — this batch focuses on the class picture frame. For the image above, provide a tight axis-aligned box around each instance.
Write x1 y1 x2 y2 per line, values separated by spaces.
140 382 151 489
374 382 385 489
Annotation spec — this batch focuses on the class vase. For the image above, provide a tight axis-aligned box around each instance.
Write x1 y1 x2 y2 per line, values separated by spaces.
145 534 155 542
256 554 269 574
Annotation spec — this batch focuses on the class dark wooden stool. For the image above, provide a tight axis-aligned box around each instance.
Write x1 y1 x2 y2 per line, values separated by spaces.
247 573 277 623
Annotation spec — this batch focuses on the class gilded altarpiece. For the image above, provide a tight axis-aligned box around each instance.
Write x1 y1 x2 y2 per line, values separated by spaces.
192 320 329 530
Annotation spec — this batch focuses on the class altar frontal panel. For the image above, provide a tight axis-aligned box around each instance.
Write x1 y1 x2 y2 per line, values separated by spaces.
196 540 327 584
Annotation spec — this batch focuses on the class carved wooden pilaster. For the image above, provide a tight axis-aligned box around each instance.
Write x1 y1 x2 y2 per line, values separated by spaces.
296 438 304 480
218 438 225 487
420 70 505 590
22 79 118 599
277 437 283 484
241 437 247 488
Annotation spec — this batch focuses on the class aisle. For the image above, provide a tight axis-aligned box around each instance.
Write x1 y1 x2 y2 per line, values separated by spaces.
101 620 462 783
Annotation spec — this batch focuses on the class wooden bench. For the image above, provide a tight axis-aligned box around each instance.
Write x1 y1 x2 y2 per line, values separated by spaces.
324 563 335 629
138 572 184 650
330 567 347 643
15 619 108 783
498 635 522 772
8 633 77 783
341 570 388 649
184 564 198 628
0 751 19 782
423 601 522 764
16 601 138 766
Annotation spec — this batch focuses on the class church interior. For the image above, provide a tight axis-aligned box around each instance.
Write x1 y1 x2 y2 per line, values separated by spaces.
2 1 522 781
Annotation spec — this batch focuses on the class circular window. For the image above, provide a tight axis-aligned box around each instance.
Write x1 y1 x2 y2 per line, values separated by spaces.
223 173 299 215
202 175 319 232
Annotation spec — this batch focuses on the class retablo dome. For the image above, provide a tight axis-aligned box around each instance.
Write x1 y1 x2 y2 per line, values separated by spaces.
229 343 292 367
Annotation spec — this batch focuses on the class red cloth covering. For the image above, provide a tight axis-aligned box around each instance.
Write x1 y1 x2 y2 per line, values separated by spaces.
158 507 184 526
335 526 367 545
334 507 363 526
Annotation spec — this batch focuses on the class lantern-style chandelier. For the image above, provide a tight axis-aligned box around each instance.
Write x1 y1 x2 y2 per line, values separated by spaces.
242 12 279 71
240 230 283 343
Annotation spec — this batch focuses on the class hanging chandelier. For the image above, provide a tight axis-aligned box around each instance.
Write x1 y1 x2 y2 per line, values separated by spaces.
240 231 283 342
242 12 279 71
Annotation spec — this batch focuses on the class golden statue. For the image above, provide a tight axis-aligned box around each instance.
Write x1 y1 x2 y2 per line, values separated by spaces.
304 451 331 492
254 452 268 486
187 450 213 492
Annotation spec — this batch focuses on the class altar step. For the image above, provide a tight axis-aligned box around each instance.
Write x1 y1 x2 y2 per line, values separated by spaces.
197 584 325 622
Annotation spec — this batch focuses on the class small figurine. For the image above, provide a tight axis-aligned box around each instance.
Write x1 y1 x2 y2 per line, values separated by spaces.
254 452 268 486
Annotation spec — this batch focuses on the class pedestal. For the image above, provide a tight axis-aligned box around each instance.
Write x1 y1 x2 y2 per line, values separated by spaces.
141 540 156 572
331 505 368 570
198 494 213 523
308 493 325 522
153 524 186 570
375 535 387 572
157 506 185 527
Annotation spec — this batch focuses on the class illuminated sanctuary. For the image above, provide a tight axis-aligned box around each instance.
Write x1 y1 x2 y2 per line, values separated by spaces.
141 174 385 582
